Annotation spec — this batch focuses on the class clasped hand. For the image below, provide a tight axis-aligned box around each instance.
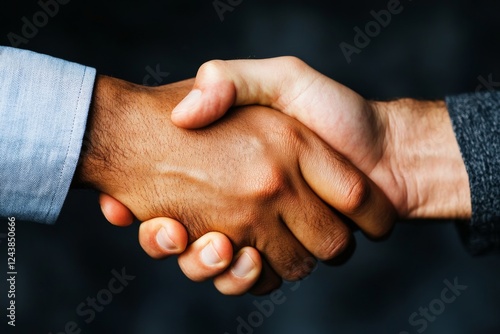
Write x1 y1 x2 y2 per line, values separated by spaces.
77 58 403 295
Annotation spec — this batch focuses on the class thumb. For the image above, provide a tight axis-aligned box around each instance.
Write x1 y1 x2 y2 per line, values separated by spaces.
171 57 307 128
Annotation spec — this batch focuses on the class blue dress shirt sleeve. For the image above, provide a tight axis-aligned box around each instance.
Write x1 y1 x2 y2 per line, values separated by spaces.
0 46 96 224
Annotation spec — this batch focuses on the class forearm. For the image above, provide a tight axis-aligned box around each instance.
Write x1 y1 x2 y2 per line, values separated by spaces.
374 98 471 220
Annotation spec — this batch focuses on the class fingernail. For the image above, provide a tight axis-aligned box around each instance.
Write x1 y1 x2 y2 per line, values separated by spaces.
172 89 202 115
156 227 177 251
231 253 255 278
201 242 223 266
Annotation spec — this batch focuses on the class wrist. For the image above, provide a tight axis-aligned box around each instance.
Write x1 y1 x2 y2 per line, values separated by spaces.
375 98 471 219
73 75 137 192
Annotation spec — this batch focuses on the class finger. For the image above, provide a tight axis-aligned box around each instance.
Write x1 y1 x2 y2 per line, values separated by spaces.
251 220 316 282
280 187 353 261
323 233 357 266
99 193 135 226
299 138 397 239
178 232 234 282
213 247 262 296
171 57 308 128
249 259 282 296
138 217 189 258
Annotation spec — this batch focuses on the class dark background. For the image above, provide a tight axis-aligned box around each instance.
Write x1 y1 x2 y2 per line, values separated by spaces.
1 0 500 333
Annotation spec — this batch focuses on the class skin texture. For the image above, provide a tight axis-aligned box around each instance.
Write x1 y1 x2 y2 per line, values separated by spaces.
100 56 471 295
170 57 471 220
76 75 396 294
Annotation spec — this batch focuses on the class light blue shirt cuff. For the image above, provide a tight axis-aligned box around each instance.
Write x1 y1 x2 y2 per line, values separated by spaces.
0 46 96 224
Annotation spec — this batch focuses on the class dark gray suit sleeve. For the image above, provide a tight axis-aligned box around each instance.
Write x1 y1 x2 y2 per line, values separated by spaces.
446 91 500 254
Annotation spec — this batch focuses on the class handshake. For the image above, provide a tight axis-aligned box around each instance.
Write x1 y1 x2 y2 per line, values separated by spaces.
75 57 470 295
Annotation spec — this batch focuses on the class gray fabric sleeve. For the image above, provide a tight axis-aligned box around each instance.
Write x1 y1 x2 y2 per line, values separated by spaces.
445 91 500 254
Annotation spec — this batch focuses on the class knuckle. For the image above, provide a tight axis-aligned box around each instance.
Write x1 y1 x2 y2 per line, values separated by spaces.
270 120 306 150
282 122 305 145
342 175 371 216
316 227 351 260
197 59 227 79
252 163 291 203
281 56 307 72
255 110 305 148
